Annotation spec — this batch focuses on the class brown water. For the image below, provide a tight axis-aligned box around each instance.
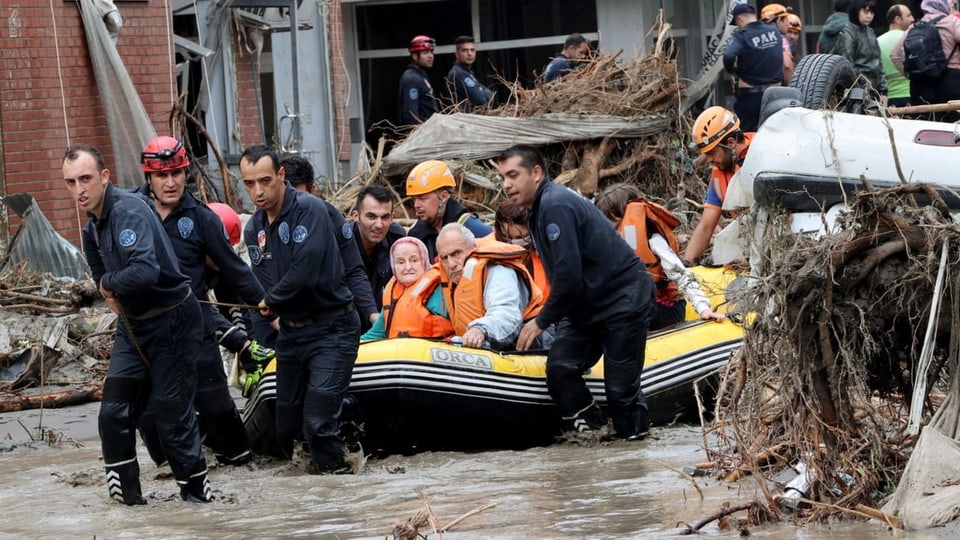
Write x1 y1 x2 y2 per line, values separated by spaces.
0 402 948 539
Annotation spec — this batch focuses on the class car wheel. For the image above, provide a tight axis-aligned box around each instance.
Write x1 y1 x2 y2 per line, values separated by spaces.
788 54 856 110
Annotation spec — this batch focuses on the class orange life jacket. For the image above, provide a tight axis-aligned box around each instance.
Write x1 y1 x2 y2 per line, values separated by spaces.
381 271 454 339
526 250 551 299
617 198 681 303
440 239 545 335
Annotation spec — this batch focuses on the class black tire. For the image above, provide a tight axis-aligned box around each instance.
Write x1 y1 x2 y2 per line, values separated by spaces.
788 54 856 110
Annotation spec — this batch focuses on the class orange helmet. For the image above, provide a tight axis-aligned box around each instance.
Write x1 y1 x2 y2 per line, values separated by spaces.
691 106 741 154
760 3 791 24
208 202 241 245
785 13 802 32
406 160 456 196
141 136 190 173
408 35 436 53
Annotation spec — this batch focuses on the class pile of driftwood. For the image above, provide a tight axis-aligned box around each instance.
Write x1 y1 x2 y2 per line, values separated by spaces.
344 22 706 223
0 264 110 412
690 183 960 530
481 26 697 202
0 260 99 315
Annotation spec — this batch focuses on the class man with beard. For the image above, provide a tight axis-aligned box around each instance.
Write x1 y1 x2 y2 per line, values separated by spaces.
405 159 491 261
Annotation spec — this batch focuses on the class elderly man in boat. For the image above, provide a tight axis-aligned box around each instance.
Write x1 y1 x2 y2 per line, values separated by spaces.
434 223 546 350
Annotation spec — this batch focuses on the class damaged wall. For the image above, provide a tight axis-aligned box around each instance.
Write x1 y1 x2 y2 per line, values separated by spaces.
0 1 177 248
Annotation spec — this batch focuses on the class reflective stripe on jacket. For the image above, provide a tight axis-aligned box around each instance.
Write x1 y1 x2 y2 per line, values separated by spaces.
617 199 680 303
383 270 454 339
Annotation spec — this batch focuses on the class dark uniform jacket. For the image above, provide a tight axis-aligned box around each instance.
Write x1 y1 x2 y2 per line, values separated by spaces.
723 20 784 86
244 186 352 322
408 198 492 262
543 53 573 83
83 183 192 319
133 187 265 334
354 221 407 310
527 179 648 328
321 200 378 323
445 62 492 113
398 64 438 125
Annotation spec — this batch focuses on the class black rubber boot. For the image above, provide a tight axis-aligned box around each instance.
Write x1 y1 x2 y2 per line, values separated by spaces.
105 461 147 506
179 470 213 503
563 401 607 433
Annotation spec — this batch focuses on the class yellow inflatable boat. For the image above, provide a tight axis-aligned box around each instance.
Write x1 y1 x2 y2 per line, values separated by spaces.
242 266 744 455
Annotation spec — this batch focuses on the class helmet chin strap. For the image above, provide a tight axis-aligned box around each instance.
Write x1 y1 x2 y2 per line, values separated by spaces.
432 192 448 229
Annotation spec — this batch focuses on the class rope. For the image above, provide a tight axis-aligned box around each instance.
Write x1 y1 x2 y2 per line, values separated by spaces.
164 0 176 132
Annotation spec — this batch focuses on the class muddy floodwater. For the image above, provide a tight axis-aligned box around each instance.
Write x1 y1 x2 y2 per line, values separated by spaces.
0 401 951 539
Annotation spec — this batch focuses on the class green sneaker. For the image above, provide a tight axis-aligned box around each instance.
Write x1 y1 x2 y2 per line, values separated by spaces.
242 369 262 398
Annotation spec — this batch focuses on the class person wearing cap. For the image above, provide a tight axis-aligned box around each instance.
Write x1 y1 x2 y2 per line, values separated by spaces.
542 33 590 83
877 4 914 108
398 35 439 126
724 3 790 132
684 106 754 265
280 155 379 330
405 159 492 262
133 136 266 473
834 0 887 104
445 35 494 113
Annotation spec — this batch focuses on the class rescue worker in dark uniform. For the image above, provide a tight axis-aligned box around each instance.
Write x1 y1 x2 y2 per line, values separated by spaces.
281 155 379 330
63 144 211 504
240 144 360 474
502 145 654 440
398 35 439 126
350 185 407 311
542 33 589 83
445 35 493 113
133 137 264 468
206 201 276 398
724 3 789 132
406 159 492 262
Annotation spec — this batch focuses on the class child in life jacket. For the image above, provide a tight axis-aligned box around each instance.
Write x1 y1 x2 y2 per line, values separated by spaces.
595 183 726 330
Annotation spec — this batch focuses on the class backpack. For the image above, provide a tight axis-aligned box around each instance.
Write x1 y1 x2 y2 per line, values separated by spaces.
902 15 953 80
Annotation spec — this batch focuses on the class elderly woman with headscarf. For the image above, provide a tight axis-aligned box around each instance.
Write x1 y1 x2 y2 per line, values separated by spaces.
834 0 888 103
360 236 452 341
891 0 960 120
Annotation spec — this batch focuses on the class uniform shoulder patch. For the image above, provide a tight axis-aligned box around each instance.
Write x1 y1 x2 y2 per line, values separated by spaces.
341 222 353 240
546 223 561 241
293 225 308 244
249 246 262 265
279 222 290 244
118 228 137 247
465 77 476 88
409 88 419 101
177 217 194 239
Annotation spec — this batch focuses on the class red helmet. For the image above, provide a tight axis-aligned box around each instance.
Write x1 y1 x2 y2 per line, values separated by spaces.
141 136 190 173
408 35 436 53
208 202 241 245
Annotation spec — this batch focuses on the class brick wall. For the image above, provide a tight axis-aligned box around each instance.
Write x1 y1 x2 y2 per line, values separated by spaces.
0 1 176 248
233 29 265 149
327 0 351 162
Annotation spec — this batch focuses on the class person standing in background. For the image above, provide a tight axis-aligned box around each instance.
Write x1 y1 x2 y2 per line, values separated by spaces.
878 4 915 107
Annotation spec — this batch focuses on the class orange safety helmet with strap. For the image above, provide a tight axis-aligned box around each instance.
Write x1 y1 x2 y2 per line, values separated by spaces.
617 199 681 304
406 160 456 196
382 269 454 339
440 238 545 336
